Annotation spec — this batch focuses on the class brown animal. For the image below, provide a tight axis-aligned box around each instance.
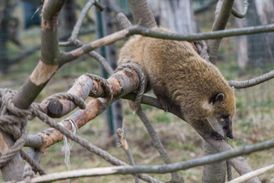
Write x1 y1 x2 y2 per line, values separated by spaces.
118 28 236 140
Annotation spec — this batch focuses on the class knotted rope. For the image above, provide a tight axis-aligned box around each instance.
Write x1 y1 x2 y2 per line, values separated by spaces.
0 89 28 168
0 88 86 177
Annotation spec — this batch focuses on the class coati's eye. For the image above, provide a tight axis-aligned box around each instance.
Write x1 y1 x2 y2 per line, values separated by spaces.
219 114 229 123
210 92 225 104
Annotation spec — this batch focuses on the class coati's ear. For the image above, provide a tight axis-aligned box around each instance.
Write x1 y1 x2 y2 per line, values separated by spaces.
211 93 225 104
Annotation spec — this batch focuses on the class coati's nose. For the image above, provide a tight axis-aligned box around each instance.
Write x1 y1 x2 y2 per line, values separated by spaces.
226 130 233 139
223 118 233 139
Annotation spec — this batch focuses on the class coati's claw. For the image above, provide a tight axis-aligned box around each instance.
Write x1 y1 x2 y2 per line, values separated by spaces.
158 98 169 112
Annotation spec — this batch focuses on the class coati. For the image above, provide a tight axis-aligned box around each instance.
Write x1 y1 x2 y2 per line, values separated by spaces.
118 28 236 140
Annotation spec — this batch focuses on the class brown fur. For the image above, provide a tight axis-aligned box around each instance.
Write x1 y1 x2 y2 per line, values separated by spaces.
119 28 236 139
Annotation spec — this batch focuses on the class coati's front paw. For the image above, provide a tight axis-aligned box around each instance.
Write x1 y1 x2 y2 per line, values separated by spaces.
158 98 170 112
211 131 224 141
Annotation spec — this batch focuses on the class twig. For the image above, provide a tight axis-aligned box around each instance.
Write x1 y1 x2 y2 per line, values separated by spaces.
117 128 139 183
89 51 114 75
136 109 182 182
227 164 274 183
229 70 274 89
70 0 94 41
24 136 274 182
20 150 46 175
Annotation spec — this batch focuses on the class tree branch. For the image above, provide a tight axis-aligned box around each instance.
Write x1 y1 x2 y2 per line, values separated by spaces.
229 70 274 89
227 164 274 183
70 0 95 41
59 23 274 65
1 0 66 181
24 136 274 182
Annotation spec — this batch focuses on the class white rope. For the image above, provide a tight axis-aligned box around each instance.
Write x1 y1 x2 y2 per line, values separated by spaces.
60 119 77 169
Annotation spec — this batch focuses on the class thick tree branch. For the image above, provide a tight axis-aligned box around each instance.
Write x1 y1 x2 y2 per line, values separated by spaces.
40 74 93 117
1 0 65 181
13 0 65 109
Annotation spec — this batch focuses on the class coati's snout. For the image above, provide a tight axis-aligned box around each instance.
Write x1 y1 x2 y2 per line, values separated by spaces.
221 115 233 139
210 92 235 139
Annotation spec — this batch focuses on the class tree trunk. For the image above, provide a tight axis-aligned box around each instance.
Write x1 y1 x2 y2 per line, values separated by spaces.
59 0 77 40
0 0 10 73
128 0 157 28
255 0 274 64
235 1 248 69
236 0 274 68
158 0 196 34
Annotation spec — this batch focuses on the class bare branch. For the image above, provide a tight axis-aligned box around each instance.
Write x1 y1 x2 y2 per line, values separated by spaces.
70 0 94 40
229 70 274 89
136 109 182 182
25 135 274 182
116 128 139 183
129 24 274 41
60 29 129 64
228 164 274 183
60 24 274 64
88 51 114 75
